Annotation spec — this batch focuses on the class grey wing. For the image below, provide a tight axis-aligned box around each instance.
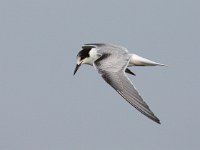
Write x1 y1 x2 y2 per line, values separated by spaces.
101 71 160 124
94 52 160 124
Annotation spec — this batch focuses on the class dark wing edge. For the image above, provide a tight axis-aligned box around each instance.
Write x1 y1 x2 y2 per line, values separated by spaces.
125 68 136 76
101 71 161 124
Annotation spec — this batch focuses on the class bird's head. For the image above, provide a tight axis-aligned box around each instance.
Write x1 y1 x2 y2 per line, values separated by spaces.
73 45 100 75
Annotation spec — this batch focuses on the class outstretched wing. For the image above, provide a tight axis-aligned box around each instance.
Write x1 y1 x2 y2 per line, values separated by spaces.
94 53 160 124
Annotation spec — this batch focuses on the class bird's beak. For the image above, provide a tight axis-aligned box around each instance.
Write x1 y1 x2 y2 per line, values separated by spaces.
73 63 81 75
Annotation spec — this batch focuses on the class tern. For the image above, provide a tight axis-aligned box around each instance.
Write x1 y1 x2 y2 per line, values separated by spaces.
74 43 165 124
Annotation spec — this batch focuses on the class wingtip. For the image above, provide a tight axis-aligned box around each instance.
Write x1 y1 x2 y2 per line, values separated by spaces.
153 117 161 124
157 120 161 124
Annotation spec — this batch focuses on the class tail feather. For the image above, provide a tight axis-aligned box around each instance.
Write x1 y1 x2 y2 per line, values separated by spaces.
129 54 166 66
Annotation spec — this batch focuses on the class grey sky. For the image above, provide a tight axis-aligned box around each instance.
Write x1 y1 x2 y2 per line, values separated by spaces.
0 0 200 149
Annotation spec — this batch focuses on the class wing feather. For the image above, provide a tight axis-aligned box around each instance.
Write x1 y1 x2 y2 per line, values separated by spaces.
94 52 160 124
101 71 160 124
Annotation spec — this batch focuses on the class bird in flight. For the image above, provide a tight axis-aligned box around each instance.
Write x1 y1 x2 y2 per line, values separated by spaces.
74 43 165 124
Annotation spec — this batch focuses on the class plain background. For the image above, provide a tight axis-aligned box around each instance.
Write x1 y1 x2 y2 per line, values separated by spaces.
0 0 199 150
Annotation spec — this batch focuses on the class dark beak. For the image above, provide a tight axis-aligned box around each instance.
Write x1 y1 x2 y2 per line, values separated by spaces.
73 63 81 75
